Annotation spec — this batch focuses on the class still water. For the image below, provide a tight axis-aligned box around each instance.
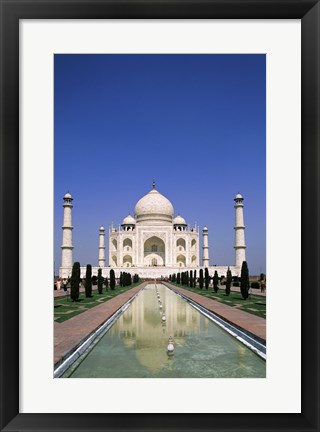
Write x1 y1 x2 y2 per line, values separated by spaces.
64 284 266 378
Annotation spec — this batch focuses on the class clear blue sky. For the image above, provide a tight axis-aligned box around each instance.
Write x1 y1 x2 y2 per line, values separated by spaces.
54 54 266 275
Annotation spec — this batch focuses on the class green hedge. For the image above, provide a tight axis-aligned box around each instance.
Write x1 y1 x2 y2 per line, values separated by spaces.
233 282 240 287
251 281 260 289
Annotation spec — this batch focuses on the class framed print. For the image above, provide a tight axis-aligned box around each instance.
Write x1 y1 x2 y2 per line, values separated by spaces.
0 0 319 431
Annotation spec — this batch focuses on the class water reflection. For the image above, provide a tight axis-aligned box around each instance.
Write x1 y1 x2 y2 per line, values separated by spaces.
67 284 266 378
112 285 203 373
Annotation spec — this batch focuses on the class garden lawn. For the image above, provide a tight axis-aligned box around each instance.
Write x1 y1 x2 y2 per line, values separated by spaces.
170 283 266 319
54 283 142 323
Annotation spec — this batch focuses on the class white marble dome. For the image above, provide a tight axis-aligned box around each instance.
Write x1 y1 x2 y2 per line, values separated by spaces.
122 214 136 225
235 193 243 199
64 192 72 199
134 188 174 223
173 215 186 225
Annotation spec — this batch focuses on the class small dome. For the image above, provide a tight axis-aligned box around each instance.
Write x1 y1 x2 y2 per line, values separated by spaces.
235 193 243 199
134 187 174 223
64 192 72 199
173 215 187 225
122 214 136 225
99 226 105 231
203 226 208 231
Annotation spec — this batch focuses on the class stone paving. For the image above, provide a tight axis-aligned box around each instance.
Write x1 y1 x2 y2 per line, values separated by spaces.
164 283 266 343
54 282 147 367
54 285 99 299
225 285 266 297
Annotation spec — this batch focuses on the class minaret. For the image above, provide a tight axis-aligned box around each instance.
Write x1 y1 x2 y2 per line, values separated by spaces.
202 226 209 267
98 226 105 267
61 192 74 275
234 193 246 267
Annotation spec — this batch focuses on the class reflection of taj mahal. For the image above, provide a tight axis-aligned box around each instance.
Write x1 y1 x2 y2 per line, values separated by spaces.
59 182 246 278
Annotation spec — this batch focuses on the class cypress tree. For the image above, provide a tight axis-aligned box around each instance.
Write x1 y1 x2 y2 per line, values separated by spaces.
226 267 232 296
85 264 92 298
199 269 204 289
240 261 250 299
185 271 189 287
105 276 109 290
189 270 193 288
213 270 219 293
177 272 181 284
128 273 132 285
70 262 80 302
204 267 209 290
194 270 197 288
110 269 116 290
120 271 123 287
97 268 103 294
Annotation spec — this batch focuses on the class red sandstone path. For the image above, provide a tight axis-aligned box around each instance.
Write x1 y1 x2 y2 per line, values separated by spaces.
164 283 266 343
54 285 100 298
54 282 147 367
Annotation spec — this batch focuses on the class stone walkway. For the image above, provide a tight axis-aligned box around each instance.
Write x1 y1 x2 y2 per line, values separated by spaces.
164 283 266 343
54 285 100 298
226 286 266 297
54 283 147 367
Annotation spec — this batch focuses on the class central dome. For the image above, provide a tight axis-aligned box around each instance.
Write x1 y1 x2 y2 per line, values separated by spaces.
134 187 174 223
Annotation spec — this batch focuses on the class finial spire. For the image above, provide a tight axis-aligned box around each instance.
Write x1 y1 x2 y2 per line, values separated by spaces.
152 179 156 189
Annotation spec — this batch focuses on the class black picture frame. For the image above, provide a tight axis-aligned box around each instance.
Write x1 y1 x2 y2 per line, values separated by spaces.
0 1 319 431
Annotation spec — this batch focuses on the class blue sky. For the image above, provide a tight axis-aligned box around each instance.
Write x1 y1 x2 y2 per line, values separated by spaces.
54 54 266 275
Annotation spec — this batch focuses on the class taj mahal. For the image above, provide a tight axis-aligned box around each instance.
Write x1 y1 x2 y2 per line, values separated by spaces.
59 182 247 279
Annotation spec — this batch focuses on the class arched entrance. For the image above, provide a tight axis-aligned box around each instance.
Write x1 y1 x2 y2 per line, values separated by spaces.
176 238 186 252
177 254 186 267
123 238 133 253
123 255 132 267
144 236 165 267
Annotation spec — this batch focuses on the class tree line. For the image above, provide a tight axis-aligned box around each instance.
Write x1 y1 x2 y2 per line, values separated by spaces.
168 261 251 299
69 262 140 302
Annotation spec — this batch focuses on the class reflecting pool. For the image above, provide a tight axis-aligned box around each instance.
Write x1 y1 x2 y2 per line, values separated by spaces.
63 284 266 378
